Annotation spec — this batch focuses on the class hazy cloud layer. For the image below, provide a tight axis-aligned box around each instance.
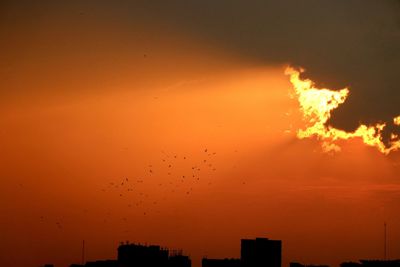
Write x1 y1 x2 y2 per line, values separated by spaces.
132 0 400 133
1 0 399 133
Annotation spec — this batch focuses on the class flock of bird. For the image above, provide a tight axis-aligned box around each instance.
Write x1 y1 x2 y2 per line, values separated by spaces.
38 148 220 230
103 148 218 213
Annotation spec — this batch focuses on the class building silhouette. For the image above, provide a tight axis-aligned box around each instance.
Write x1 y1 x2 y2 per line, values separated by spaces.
241 238 281 267
202 237 282 267
67 243 191 267
169 254 191 267
118 244 169 267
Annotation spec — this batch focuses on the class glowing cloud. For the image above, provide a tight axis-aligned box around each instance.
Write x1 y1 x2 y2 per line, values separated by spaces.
285 67 400 154
394 116 400 126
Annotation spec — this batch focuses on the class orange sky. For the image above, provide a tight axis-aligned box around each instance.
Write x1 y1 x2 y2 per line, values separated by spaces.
1 3 400 267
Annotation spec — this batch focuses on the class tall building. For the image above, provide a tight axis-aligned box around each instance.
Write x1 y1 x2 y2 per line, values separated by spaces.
241 238 281 267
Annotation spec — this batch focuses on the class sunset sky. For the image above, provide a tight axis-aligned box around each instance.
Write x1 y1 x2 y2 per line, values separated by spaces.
1 1 400 267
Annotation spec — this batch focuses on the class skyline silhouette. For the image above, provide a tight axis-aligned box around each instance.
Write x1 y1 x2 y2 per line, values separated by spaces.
40 237 400 267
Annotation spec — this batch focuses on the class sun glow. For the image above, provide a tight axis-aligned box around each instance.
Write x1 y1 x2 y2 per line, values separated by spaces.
285 67 400 154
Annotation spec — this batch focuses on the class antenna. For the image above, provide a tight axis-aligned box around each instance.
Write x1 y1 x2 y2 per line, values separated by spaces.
82 240 85 265
384 222 387 260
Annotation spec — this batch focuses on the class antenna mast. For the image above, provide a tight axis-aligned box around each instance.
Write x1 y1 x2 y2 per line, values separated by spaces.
82 240 85 265
384 222 387 260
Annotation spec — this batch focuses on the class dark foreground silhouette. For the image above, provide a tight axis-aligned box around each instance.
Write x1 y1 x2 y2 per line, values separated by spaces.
41 237 400 267
202 238 281 267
